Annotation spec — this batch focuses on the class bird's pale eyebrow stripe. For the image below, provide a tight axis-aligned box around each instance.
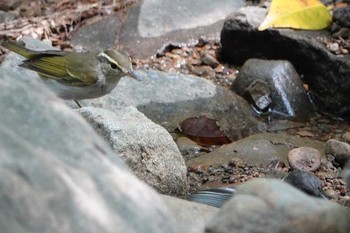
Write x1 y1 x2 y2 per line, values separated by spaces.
98 52 122 68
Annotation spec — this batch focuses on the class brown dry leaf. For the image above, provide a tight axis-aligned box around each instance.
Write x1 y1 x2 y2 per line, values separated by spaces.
176 116 231 146
0 0 136 49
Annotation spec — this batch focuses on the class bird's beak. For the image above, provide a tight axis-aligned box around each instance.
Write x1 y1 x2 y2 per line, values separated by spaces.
126 70 141 81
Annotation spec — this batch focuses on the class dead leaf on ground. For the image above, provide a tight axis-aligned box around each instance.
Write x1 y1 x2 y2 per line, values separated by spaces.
0 0 136 49
175 116 231 146
259 0 332 31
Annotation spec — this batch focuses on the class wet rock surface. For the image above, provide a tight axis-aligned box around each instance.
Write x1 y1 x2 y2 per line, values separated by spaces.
220 7 350 118
231 59 312 121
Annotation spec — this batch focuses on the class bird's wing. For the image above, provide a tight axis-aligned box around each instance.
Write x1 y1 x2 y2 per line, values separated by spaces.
20 53 98 87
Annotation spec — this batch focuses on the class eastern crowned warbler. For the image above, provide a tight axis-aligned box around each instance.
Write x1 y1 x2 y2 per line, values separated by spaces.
2 40 139 100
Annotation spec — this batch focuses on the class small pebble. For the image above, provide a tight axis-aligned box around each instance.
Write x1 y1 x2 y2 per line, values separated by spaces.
327 42 339 53
324 188 338 199
283 170 324 197
340 48 349 54
200 52 219 68
288 147 321 171
341 132 350 143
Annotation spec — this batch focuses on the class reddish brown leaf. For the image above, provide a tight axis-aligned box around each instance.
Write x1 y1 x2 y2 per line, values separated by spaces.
176 116 231 146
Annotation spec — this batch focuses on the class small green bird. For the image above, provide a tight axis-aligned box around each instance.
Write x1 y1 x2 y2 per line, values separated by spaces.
2 40 139 100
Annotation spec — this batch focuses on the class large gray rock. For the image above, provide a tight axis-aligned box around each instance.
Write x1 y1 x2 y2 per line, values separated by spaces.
118 0 245 58
77 106 188 195
80 70 265 142
205 179 350 233
0 67 178 232
162 195 219 233
220 7 350 118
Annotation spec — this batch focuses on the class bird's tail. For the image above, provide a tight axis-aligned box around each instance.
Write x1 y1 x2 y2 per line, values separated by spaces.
189 187 236 208
2 40 36 59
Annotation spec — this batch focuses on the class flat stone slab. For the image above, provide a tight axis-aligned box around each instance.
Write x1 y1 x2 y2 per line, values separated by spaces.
118 0 245 58
187 133 325 168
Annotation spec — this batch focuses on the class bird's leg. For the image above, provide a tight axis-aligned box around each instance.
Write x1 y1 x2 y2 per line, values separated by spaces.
74 100 82 108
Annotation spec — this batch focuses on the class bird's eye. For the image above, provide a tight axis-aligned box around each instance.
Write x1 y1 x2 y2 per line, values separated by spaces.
110 63 118 69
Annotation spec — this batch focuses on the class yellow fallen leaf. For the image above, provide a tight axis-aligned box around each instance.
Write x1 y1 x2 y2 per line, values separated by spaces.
258 0 332 31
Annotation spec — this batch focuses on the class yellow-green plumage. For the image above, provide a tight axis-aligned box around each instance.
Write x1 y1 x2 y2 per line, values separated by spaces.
1 40 138 100
1 40 37 58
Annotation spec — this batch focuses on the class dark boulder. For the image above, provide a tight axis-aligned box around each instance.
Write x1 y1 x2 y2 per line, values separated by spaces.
220 7 350 118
